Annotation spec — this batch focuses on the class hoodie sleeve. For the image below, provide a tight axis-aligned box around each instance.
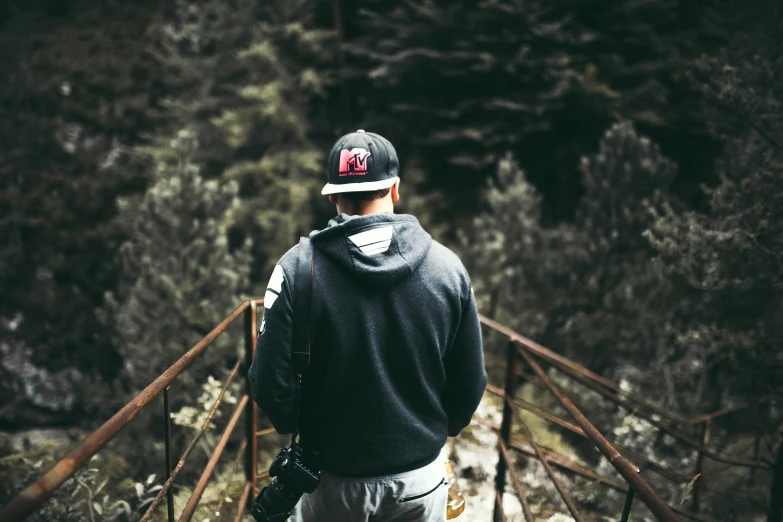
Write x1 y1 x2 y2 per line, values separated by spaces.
247 256 298 434
443 282 487 437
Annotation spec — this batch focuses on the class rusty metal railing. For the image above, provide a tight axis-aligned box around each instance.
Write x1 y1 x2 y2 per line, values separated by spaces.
0 299 269 522
479 314 776 522
2 302 775 522
485 335 677 521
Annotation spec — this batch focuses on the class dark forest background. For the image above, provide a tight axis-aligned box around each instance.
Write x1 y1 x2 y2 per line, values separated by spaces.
1 0 782 520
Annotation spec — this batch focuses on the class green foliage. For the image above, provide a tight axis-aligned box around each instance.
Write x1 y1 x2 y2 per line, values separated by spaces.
576 121 677 245
348 0 723 222
645 18 783 404
0 1 163 376
153 0 333 277
463 122 678 373
101 129 251 392
548 122 679 372
170 375 239 432
461 24 782 510
0 443 147 522
457 153 550 337
171 464 248 522
514 381 583 465
2 1 782 519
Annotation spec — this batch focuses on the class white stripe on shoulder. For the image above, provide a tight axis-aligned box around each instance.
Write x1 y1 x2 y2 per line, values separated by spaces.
267 265 284 293
263 290 279 309
348 225 394 255
264 265 285 309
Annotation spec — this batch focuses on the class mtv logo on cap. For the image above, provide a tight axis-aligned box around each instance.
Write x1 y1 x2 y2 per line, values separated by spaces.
322 131 398 195
338 148 372 177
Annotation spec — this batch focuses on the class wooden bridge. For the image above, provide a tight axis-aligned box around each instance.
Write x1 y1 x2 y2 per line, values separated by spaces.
0 299 776 521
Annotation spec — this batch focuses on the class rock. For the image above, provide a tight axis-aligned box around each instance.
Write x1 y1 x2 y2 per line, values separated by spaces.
0 431 11 455
546 515 576 522
449 396 504 521
448 394 577 522
6 428 79 454
0 340 83 427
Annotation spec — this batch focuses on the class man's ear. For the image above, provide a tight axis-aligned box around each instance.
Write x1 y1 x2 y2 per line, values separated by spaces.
391 179 400 203
329 194 339 205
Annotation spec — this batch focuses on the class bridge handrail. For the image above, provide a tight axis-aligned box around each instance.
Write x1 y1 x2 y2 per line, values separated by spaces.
517 343 679 521
479 314 777 521
480 315 772 470
480 315 680 521
2 306 774 521
479 315 782 428
0 299 262 522
479 315 689 423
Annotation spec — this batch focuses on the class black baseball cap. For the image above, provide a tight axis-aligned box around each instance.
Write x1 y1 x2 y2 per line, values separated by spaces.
321 130 400 195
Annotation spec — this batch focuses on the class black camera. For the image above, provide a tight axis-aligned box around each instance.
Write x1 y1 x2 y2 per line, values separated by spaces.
250 442 321 521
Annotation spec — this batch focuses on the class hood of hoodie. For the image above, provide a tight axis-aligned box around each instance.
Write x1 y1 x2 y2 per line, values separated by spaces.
310 213 432 286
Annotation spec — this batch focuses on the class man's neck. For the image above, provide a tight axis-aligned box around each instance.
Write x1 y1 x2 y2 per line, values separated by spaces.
340 199 394 216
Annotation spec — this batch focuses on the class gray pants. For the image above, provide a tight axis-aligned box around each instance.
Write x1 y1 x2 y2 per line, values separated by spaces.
289 456 448 522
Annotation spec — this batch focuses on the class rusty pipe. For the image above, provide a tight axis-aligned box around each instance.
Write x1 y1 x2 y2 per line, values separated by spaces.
0 300 252 522
244 301 259 501
687 386 783 425
538 358 770 470
486 382 586 436
493 341 516 510
517 345 680 522
479 315 688 423
178 394 249 522
473 412 716 522
692 419 711 513
498 439 533 522
494 491 507 522
487 384 693 483
140 359 243 522
234 482 252 522
163 386 175 522
621 487 636 522
513 404 585 522
213 439 247 522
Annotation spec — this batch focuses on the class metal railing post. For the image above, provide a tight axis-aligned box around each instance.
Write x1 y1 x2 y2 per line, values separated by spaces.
244 300 259 504
516 345 679 522
493 340 516 522
692 419 710 513
620 487 635 522
0 301 252 522
178 395 249 522
163 386 175 522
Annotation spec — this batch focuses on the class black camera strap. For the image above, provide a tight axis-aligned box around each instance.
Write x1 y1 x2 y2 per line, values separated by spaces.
290 236 314 443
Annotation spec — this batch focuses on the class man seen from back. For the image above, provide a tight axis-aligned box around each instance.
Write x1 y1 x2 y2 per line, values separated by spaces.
248 130 487 522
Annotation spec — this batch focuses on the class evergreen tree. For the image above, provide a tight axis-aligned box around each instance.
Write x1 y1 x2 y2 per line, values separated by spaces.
458 153 550 337
644 15 783 516
459 124 698 508
547 121 684 400
101 129 251 392
152 0 334 279
345 0 724 223
462 122 683 400
646 16 783 409
0 0 164 377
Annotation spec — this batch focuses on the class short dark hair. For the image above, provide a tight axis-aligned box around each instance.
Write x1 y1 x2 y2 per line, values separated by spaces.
338 187 391 203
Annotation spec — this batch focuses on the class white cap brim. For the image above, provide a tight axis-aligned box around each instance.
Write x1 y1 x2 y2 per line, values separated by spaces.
321 177 399 195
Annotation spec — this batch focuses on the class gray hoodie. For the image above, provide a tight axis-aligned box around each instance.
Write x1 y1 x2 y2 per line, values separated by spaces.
248 213 486 477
